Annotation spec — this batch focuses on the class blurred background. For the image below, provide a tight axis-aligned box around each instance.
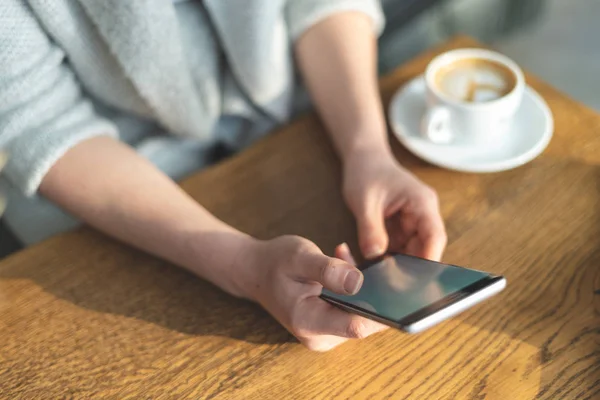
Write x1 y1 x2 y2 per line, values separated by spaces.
0 0 597 259
379 0 600 110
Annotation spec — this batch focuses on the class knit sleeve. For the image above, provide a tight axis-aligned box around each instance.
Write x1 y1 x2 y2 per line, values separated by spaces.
0 0 118 197
284 0 386 41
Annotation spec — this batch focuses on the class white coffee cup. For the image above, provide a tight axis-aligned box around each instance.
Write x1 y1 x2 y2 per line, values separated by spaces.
422 48 525 146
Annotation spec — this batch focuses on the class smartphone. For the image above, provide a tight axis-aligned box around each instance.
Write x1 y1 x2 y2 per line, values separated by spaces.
320 253 506 334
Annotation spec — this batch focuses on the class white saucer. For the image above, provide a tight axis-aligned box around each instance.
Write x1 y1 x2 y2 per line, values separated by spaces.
388 76 553 173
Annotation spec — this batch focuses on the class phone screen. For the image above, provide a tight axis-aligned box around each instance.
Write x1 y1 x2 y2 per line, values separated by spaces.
321 254 491 322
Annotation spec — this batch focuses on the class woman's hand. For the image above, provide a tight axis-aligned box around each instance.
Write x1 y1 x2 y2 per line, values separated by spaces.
294 10 446 261
343 149 447 261
234 236 387 351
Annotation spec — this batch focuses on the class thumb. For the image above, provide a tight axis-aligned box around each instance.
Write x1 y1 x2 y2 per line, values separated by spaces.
301 252 364 295
356 203 388 259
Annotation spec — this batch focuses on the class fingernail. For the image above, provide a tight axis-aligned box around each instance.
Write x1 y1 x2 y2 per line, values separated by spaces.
344 269 363 295
340 242 351 255
365 245 385 259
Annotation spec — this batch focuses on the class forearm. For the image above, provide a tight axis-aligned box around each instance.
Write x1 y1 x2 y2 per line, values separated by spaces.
39 136 254 297
295 12 391 164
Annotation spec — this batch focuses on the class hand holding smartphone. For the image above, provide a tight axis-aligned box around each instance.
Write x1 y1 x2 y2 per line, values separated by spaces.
321 253 506 333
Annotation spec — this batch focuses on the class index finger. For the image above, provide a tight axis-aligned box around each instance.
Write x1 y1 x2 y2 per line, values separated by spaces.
418 211 447 261
302 296 388 339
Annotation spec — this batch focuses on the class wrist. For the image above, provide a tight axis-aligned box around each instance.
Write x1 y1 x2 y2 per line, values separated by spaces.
342 140 395 172
182 227 260 299
337 124 393 169
226 235 264 300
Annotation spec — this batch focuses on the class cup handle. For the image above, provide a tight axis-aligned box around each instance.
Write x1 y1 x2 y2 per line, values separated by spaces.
422 106 453 144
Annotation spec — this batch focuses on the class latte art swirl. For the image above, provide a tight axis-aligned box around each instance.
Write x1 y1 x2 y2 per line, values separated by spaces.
434 58 517 103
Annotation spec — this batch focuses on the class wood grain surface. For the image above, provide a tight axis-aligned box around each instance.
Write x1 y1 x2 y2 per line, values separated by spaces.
0 37 599 399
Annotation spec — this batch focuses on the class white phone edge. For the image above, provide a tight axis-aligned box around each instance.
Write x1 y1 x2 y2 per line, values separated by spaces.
403 277 507 334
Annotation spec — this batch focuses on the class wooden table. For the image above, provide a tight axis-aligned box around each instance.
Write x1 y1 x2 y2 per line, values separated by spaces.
1 37 598 399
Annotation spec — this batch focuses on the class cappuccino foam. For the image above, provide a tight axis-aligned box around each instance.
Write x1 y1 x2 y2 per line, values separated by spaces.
434 59 517 103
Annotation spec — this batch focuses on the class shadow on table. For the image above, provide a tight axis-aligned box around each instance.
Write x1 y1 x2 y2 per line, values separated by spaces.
1 156 598 397
0 230 295 347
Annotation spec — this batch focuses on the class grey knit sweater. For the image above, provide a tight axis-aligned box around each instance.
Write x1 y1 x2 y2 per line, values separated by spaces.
0 0 384 244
